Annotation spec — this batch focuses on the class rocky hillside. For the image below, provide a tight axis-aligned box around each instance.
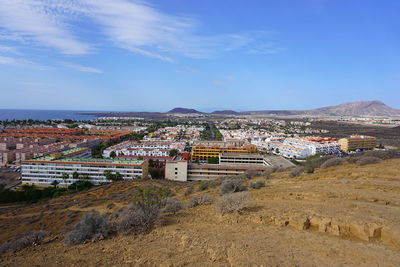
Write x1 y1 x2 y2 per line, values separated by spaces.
305 100 400 116
1 159 400 266
243 101 400 116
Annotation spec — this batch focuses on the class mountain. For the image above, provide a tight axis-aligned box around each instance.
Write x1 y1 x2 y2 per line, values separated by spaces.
211 110 239 115
167 107 202 114
243 101 400 116
304 101 400 116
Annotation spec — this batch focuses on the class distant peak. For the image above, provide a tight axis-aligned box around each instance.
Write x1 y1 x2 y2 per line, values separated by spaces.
167 107 202 114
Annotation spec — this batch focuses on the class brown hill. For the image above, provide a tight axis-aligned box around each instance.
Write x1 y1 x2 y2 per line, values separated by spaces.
305 100 400 116
243 101 400 116
1 159 400 266
167 108 202 114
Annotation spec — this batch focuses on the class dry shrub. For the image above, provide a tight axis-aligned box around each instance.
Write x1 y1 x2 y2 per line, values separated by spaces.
347 156 362 164
272 166 286 173
0 230 50 254
244 170 262 179
320 158 345 169
288 166 303 178
116 204 161 235
184 186 194 196
215 192 251 214
65 211 81 225
250 181 265 189
356 156 382 166
362 150 400 159
220 178 246 195
262 168 274 179
64 211 112 246
188 194 213 207
162 197 184 214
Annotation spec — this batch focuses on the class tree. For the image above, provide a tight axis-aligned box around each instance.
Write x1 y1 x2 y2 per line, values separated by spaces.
110 151 117 158
103 170 123 181
207 157 219 164
72 171 80 180
62 173 69 184
103 170 113 181
114 172 123 181
169 149 179 157
82 174 90 180
51 180 60 188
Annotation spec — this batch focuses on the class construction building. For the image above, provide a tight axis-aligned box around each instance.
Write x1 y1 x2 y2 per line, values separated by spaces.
339 135 377 152
191 141 257 161
21 147 148 186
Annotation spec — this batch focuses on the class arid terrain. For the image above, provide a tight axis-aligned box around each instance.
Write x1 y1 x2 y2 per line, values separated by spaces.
1 159 400 266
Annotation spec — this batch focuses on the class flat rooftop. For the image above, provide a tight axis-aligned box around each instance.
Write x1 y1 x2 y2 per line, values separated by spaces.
23 147 145 166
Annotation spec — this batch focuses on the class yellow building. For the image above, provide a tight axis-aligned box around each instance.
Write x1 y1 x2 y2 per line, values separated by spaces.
191 143 257 161
339 135 377 152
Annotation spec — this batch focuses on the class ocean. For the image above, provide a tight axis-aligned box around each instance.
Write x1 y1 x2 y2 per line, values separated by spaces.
0 109 98 121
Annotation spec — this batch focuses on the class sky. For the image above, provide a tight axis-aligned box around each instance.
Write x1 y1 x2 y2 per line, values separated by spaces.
0 0 399 112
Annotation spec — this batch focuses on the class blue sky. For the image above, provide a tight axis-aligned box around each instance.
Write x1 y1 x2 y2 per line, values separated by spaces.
0 0 399 112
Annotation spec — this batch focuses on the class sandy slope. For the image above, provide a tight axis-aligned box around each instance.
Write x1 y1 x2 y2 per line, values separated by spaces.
1 159 400 266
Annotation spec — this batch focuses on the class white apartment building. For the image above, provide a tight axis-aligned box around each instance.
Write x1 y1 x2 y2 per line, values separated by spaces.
274 138 341 159
103 140 185 158
21 147 148 186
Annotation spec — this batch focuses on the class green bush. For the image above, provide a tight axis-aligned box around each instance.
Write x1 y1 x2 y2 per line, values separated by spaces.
132 185 173 209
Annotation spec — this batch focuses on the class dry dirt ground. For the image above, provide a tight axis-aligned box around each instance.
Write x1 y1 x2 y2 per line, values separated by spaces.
1 159 400 266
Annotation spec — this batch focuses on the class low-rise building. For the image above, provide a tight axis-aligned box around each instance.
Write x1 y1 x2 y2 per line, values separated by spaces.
219 153 267 166
103 140 185 158
165 160 270 181
21 147 148 186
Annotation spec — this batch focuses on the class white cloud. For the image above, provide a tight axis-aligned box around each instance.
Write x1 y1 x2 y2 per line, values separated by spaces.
0 0 282 60
0 55 51 70
63 62 102 73
0 0 90 55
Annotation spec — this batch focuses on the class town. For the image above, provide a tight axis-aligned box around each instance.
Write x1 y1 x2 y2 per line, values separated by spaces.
0 114 387 188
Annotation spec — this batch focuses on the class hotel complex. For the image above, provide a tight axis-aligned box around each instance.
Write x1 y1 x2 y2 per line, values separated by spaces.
21 147 148 186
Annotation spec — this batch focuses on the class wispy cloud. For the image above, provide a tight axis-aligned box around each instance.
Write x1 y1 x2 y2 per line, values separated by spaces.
0 55 51 70
0 0 90 55
63 62 102 73
0 45 20 54
0 0 283 61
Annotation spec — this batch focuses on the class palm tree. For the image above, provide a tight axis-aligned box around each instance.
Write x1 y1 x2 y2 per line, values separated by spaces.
51 180 59 188
62 173 69 185
72 171 79 180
